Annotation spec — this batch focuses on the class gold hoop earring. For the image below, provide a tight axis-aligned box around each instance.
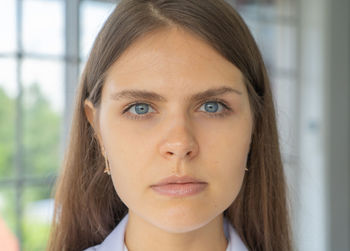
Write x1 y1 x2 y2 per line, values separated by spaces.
245 167 249 171
103 149 111 175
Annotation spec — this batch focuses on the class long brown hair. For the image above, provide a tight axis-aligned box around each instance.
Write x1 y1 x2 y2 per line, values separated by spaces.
47 0 293 250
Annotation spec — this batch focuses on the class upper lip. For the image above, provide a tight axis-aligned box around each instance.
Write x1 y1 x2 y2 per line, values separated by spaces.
152 175 207 186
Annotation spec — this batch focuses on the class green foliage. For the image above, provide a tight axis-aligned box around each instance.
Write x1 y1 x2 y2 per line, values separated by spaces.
0 83 62 251
22 186 53 251
22 216 51 251
0 188 16 231
0 87 15 177
23 83 61 177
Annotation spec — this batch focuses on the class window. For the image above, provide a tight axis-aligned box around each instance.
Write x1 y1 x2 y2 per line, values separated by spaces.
0 0 116 250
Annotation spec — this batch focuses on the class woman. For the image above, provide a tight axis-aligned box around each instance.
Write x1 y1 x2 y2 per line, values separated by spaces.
47 0 293 250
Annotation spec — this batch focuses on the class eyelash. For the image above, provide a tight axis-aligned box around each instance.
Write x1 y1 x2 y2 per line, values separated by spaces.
121 98 233 121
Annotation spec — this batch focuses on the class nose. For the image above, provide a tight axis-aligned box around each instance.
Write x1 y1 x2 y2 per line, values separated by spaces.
160 141 198 160
159 124 199 161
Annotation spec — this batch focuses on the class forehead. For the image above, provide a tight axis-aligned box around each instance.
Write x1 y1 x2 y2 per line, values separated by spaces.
104 27 245 95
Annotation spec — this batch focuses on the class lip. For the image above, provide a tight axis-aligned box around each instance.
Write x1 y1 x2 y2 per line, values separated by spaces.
151 183 208 197
151 175 207 197
151 175 206 186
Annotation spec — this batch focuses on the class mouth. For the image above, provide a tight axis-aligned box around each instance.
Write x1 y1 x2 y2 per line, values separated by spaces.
152 175 206 186
151 182 208 197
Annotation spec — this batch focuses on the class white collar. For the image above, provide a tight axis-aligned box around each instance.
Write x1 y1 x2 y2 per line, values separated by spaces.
84 213 248 251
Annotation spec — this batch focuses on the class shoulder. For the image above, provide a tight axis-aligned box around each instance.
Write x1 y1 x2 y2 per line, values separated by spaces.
82 213 129 251
83 245 100 251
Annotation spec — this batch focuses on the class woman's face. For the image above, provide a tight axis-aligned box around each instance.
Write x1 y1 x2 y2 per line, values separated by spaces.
85 27 253 232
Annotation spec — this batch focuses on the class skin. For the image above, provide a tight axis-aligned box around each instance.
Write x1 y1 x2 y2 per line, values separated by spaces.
84 26 253 251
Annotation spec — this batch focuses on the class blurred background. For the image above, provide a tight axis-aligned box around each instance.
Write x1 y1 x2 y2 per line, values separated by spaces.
0 0 349 250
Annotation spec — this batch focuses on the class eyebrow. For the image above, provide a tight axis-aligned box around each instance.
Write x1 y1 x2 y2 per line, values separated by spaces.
110 86 242 103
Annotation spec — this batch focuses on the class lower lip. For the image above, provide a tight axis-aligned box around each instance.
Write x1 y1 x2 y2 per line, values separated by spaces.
151 183 207 197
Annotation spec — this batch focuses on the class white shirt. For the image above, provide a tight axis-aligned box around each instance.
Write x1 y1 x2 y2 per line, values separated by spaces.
84 213 248 251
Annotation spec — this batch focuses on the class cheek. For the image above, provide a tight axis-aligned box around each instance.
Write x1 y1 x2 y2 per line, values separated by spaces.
107 144 147 208
201 116 252 169
99 112 149 203
204 147 247 209
99 104 149 159
201 121 251 197
205 146 247 191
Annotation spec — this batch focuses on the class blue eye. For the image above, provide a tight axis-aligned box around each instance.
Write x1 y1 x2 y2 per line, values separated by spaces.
199 101 223 114
122 99 232 120
129 103 155 115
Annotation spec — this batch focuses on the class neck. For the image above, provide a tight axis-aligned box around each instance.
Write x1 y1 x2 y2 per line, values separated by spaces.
124 211 228 251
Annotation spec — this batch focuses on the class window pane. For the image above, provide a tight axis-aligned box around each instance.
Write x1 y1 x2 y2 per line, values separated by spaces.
22 59 63 176
237 20 296 78
235 5 277 74
236 0 296 20
271 76 297 160
80 0 116 60
0 58 17 180
235 1 297 73
236 2 260 21
253 22 278 75
22 186 54 250
0 0 16 53
255 23 296 75
0 188 19 250
23 0 64 56
234 17 276 76
275 24 296 73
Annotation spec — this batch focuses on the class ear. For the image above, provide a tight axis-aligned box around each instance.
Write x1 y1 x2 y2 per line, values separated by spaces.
84 99 105 154
84 99 96 128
